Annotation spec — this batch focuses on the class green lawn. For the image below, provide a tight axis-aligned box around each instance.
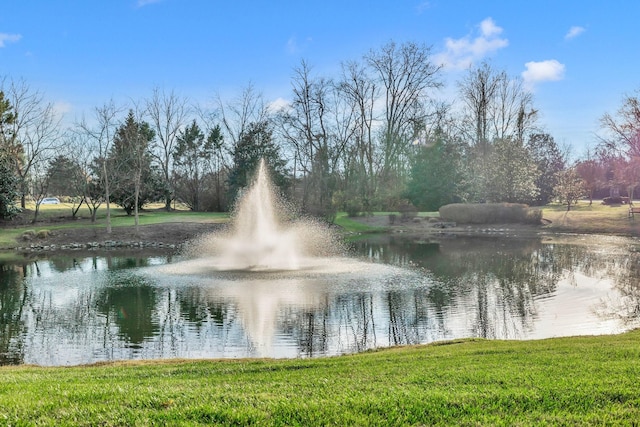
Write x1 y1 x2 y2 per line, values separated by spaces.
333 212 387 233
0 203 229 248
3 201 640 248
1 330 639 425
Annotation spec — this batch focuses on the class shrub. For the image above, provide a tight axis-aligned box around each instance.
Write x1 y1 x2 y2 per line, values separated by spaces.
21 230 36 241
439 203 542 225
36 229 51 238
396 199 418 222
345 200 363 217
602 196 624 205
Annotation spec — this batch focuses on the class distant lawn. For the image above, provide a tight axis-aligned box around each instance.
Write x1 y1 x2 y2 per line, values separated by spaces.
3 200 640 248
0 330 639 425
542 200 640 236
0 203 229 248
18 201 226 224
334 212 387 233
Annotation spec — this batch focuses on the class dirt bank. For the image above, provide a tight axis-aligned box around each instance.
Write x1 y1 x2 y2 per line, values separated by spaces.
6 221 225 254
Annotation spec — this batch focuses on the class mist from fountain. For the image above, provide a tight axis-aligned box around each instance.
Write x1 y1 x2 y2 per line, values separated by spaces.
185 158 342 272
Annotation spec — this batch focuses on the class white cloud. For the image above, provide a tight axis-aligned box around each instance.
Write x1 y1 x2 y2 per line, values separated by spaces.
522 59 565 89
434 17 508 70
136 0 162 7
286 37 298 54
267 97 290 113
53 101 73 116
480 17 502 38
285 35 312 55
0 33 22 48
416 1 431 14
565 26 585 40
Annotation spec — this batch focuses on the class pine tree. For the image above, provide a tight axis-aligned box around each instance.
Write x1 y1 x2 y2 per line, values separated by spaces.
226 121 289 204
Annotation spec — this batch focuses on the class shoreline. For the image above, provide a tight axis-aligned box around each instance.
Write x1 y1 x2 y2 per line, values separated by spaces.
2 206 640 256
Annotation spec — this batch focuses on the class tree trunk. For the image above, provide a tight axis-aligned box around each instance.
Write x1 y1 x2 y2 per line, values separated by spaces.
134 173 141 233
164 192 172 212
103 161 112 234
31 205 40 224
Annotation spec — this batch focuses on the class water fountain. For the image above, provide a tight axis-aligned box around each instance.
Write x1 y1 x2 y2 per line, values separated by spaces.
153 159 414 356
183 158 345 273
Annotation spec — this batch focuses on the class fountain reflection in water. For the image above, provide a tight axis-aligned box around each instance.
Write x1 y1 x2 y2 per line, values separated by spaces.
157 158 393 357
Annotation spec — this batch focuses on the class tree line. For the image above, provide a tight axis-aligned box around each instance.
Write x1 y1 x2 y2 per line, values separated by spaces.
1 40 638 226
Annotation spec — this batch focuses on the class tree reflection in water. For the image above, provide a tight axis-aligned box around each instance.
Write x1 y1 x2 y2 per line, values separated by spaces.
0 264 27 364
0 235 638 366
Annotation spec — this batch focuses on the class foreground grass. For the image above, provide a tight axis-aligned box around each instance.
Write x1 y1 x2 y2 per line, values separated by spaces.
1 331 639 425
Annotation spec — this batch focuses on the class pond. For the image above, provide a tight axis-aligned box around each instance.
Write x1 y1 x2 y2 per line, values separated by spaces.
1 234 639 366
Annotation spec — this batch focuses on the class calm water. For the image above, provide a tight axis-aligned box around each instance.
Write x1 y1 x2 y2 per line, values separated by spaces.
1 234 639 366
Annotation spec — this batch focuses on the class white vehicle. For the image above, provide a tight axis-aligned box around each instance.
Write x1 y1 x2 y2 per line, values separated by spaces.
40 197 60 205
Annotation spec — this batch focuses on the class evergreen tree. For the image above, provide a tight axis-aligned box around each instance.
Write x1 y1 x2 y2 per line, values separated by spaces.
405 137 463 211
226 121 289 205
173 120 223 211
0 150 20 219
46 155 83 198
0 92 19 219
108 110 161 215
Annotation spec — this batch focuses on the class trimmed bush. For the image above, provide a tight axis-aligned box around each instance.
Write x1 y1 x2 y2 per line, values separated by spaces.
439 203 542 225
602 196 628 205
21 230 36 241
36 229 51 238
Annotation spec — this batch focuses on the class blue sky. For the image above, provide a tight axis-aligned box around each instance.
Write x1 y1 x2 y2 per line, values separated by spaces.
1 1 638 157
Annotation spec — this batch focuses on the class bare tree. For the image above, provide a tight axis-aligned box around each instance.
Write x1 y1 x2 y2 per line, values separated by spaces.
0 77 62 209
55 132 95 218
457 62 540 202
145 87 190 211
575 149 606 205
599 90 640 157
279 60 320 180
277 60 354 217
613 156 640 203
217 82 269 149
76 100 123 232
339 59 379 212
457 61 502 152
195 106 229 211
28 159 51 223
491 75 537 142
365 41 442 198
554 167 586 211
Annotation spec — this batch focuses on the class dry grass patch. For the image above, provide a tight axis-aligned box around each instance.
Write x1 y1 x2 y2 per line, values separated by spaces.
542 201 640 236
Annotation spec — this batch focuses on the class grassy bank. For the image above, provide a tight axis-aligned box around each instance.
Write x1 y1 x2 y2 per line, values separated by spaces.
1 330 639 425
334 212 388 233
542 202 640 236
0 203 228 248
0 206 379 248
2 200 640 249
